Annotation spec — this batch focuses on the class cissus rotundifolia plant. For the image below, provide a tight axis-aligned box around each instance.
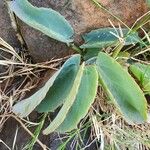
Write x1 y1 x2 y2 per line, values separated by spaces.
9 0 150 135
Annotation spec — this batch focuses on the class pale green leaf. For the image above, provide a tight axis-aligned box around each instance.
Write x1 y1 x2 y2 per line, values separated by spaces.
37 55 81 112
80 28 140 48
43 63 85 135
56 65 98 133
12 70 60 118
9 0 74 43
129 63 150 94
96 52 147 124
13 55 80 118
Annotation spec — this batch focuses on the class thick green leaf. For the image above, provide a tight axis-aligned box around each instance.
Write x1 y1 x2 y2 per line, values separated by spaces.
83 48 100 61
13 55 80 118
43 63 85 135
37 55 81 112
9 0 74 43
96 52 147 124
129 63 150 93
56 65 98 133
12 70 60 118
80 28 140 48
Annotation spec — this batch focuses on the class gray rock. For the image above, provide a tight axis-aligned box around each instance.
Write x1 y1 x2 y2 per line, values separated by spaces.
0 1 21 74
0 1 20 48
18 21 72 62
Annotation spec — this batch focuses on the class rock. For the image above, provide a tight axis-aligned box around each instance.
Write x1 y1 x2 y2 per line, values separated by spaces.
0 1 21 74
0 1 20 48
18 21 72 62
17 0 148 62
72 0 148 34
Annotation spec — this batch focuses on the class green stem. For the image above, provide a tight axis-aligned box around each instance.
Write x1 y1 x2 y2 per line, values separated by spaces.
71 44 82 54
112 42 124 58
25 113 47 150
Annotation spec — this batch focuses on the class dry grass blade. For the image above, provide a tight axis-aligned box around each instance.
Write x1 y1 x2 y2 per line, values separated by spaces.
0 38 66 149
0 139 11 150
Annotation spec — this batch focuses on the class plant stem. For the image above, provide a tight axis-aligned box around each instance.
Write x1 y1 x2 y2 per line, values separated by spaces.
71 44 82 54
25 113 47 150
112 42 124 58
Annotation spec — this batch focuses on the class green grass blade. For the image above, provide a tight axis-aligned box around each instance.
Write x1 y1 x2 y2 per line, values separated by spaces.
24 114 47 150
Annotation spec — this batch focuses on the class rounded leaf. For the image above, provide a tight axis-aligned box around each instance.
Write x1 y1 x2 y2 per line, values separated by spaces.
96 52 147 124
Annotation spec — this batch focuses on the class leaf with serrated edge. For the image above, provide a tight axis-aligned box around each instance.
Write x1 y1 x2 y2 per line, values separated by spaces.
37 55 81 112
96 52 147 124
13 55 80 118
56 65 98 133
9 0 74 43
43 63 85 135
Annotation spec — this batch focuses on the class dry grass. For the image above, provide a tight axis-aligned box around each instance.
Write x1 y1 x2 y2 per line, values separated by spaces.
90 89 150 150
0 37 68 149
